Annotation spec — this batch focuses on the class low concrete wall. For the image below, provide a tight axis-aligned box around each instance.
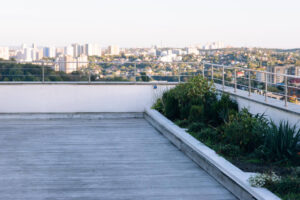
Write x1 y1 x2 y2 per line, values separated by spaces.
0 82 299 126
0 83 174 113
214 84 300 128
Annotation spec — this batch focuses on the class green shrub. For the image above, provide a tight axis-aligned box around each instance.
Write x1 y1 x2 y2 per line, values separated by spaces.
162 89 180 120
174 119 189 128
179 102 192 120
265 176 300 196
211 94 239 126
222 109 269 153
195 127 219 143
189 105 204 122
158 75 216 121
249 173 300 200
280 193 300 200
259 121 300 164
218 144 242 158
187 122 206 133
152 98 164 113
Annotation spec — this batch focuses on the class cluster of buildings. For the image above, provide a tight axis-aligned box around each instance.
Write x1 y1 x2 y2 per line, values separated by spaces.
252 65 300 101
0 47 9 60
0 44 121 73
255 65 300 84
0 42 226 64
200 41 225 50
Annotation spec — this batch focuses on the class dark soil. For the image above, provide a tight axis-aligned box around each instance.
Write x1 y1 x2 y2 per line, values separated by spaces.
230 159 293 176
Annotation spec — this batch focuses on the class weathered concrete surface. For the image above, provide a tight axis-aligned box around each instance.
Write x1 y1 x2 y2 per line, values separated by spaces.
0 117 236 200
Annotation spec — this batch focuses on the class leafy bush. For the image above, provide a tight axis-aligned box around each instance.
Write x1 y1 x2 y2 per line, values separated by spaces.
187 122 206 133
217 144 242 158
174 119 189 128
162 89 180 120
265 176 300 196
161 75 216 121
250 173 300 200
258 121 300 164
152 98 164 113
194 127 219 143
222 109 269 153
189 105 204 123
211 94 239 126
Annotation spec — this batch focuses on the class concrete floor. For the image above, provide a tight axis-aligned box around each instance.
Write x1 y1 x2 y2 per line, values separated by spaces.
0 117 237 200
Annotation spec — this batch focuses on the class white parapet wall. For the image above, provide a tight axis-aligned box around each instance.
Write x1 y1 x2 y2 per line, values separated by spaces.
0 83 175 113
214 84 300 129
0 82 299 129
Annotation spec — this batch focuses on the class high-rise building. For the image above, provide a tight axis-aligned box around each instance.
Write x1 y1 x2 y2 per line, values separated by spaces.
24 48 33 61
32 43 38 49
72 43 81 57
172 49 182 55
0 47 9 60
21 44 27 49
85 44 101 56
56 55 77 73
186 47 199 55
255 71 266 83
77 55 88 69
288 66 300 77
43 47 56 58
148 48 157 56
108 45 120 55
56 55 88 74
267 66 288 84
36 49 44 60
64 46 74 57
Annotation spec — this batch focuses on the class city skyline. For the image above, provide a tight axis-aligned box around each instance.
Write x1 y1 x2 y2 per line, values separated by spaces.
1 0 300 49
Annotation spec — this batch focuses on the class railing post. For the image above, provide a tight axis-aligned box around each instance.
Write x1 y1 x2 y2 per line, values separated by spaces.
234 68 237 93
211 64 214 81
134 63 137 82
178 65 181 83
284 75 288 107
88 65 91 83
222 65 225 91
202 63 205 78
248 71 251 96
42 62 45 83
265 72 268 102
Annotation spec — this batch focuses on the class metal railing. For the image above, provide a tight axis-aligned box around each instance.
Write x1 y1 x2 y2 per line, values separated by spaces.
0 60 299 107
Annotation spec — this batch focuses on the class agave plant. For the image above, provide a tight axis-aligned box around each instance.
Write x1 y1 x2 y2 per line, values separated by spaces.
262 121 300 164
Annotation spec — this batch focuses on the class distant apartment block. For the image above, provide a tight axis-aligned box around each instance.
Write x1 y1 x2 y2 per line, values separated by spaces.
55 55 88 73
108 45 120 55
186 47 199 55
0 47 9 60
255 71 266 82
267 66 288 84
85 44 101 57
72 43 81 58
288 66 300 77
43 47 56 58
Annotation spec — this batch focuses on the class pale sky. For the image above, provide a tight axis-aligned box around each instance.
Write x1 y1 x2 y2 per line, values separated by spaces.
0 0 300 48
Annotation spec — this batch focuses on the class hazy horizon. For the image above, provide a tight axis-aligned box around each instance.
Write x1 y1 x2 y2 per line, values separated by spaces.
1 0 300 49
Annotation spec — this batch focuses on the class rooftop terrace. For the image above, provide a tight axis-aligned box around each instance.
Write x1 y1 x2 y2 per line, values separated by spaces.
0 61 299 199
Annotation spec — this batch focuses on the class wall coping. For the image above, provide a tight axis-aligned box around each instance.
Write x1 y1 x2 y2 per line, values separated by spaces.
0 112 144 119
0 81 178 86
